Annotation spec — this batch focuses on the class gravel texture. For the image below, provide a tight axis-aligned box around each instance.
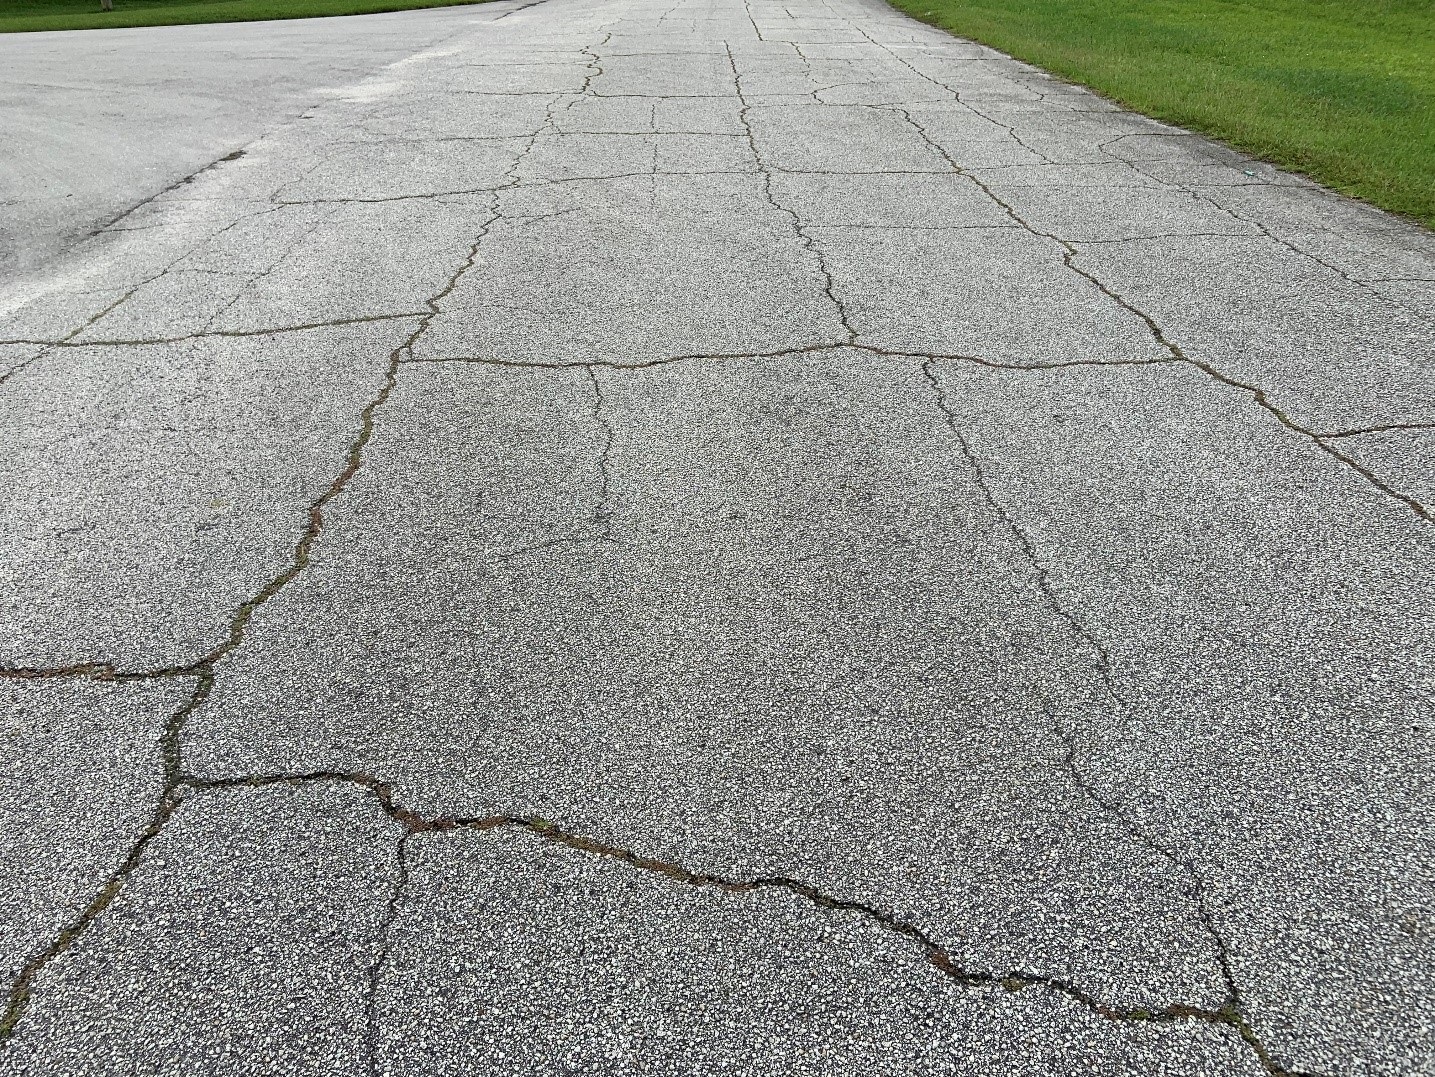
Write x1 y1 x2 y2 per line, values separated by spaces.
1 0 1431 1073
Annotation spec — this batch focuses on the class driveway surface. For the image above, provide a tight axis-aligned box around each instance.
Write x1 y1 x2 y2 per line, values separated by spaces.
0 5 498 283
1 0 1433 1074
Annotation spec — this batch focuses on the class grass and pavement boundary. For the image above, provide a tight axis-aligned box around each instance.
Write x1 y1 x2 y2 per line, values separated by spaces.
887 0 1435 227
0 0 487 33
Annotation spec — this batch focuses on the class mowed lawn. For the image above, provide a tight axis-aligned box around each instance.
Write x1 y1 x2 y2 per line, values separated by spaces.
888 0 1435 226
0 0 483 32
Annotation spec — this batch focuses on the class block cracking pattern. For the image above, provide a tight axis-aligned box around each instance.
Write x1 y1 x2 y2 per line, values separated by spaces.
2 0 1430 1073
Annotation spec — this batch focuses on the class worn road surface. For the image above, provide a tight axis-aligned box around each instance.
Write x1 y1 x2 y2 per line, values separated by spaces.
1 0 1433 1074
0 5 504 284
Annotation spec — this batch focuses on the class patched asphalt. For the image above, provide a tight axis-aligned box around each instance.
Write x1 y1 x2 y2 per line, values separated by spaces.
1 0 1432 1074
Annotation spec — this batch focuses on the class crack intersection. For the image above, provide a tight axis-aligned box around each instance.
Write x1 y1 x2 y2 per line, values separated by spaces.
169 769 1322 1077
882 103 1432 523
0 9 1418 1077
726 42 861 344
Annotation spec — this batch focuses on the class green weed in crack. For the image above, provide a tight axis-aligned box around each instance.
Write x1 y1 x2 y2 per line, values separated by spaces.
181 771 1324 1077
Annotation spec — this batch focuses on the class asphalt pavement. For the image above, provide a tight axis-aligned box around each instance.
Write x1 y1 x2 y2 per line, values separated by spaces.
1 0 1432 1073
0 4 495 283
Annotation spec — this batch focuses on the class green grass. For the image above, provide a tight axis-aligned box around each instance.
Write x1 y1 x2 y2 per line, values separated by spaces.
886 0 1435 226
0 0 485 33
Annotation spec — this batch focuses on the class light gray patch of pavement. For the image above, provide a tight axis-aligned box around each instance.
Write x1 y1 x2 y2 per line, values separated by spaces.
349 89 563 140
970 160 1165 188
1076 234 1435 431
514 130 758 182
814 224 1167 362
553 92 747 134
901 108 1049 168
768 171 1015 228
930 359 1435 1075
992 184 1264 242
199 199 495 334
0 0 1433 1072
747 103 952 172
1194 183 1428 240
413 175 848 363
0 3 524 286
0 197 275 340
272 137 526 202
594 50 739 96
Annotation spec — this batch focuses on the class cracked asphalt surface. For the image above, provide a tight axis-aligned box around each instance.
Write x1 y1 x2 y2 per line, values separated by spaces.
1 0 1433 1073
0 5 498 283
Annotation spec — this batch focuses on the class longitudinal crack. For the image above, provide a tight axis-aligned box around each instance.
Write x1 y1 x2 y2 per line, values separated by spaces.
917 359 1322 1077
919 362 1125 705
586 366 617 536
0 23 627 1048
726 42 859 344
365 832 411 1077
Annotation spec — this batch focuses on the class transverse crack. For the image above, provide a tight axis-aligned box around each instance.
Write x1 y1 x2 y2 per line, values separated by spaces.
170 770 1325 1077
